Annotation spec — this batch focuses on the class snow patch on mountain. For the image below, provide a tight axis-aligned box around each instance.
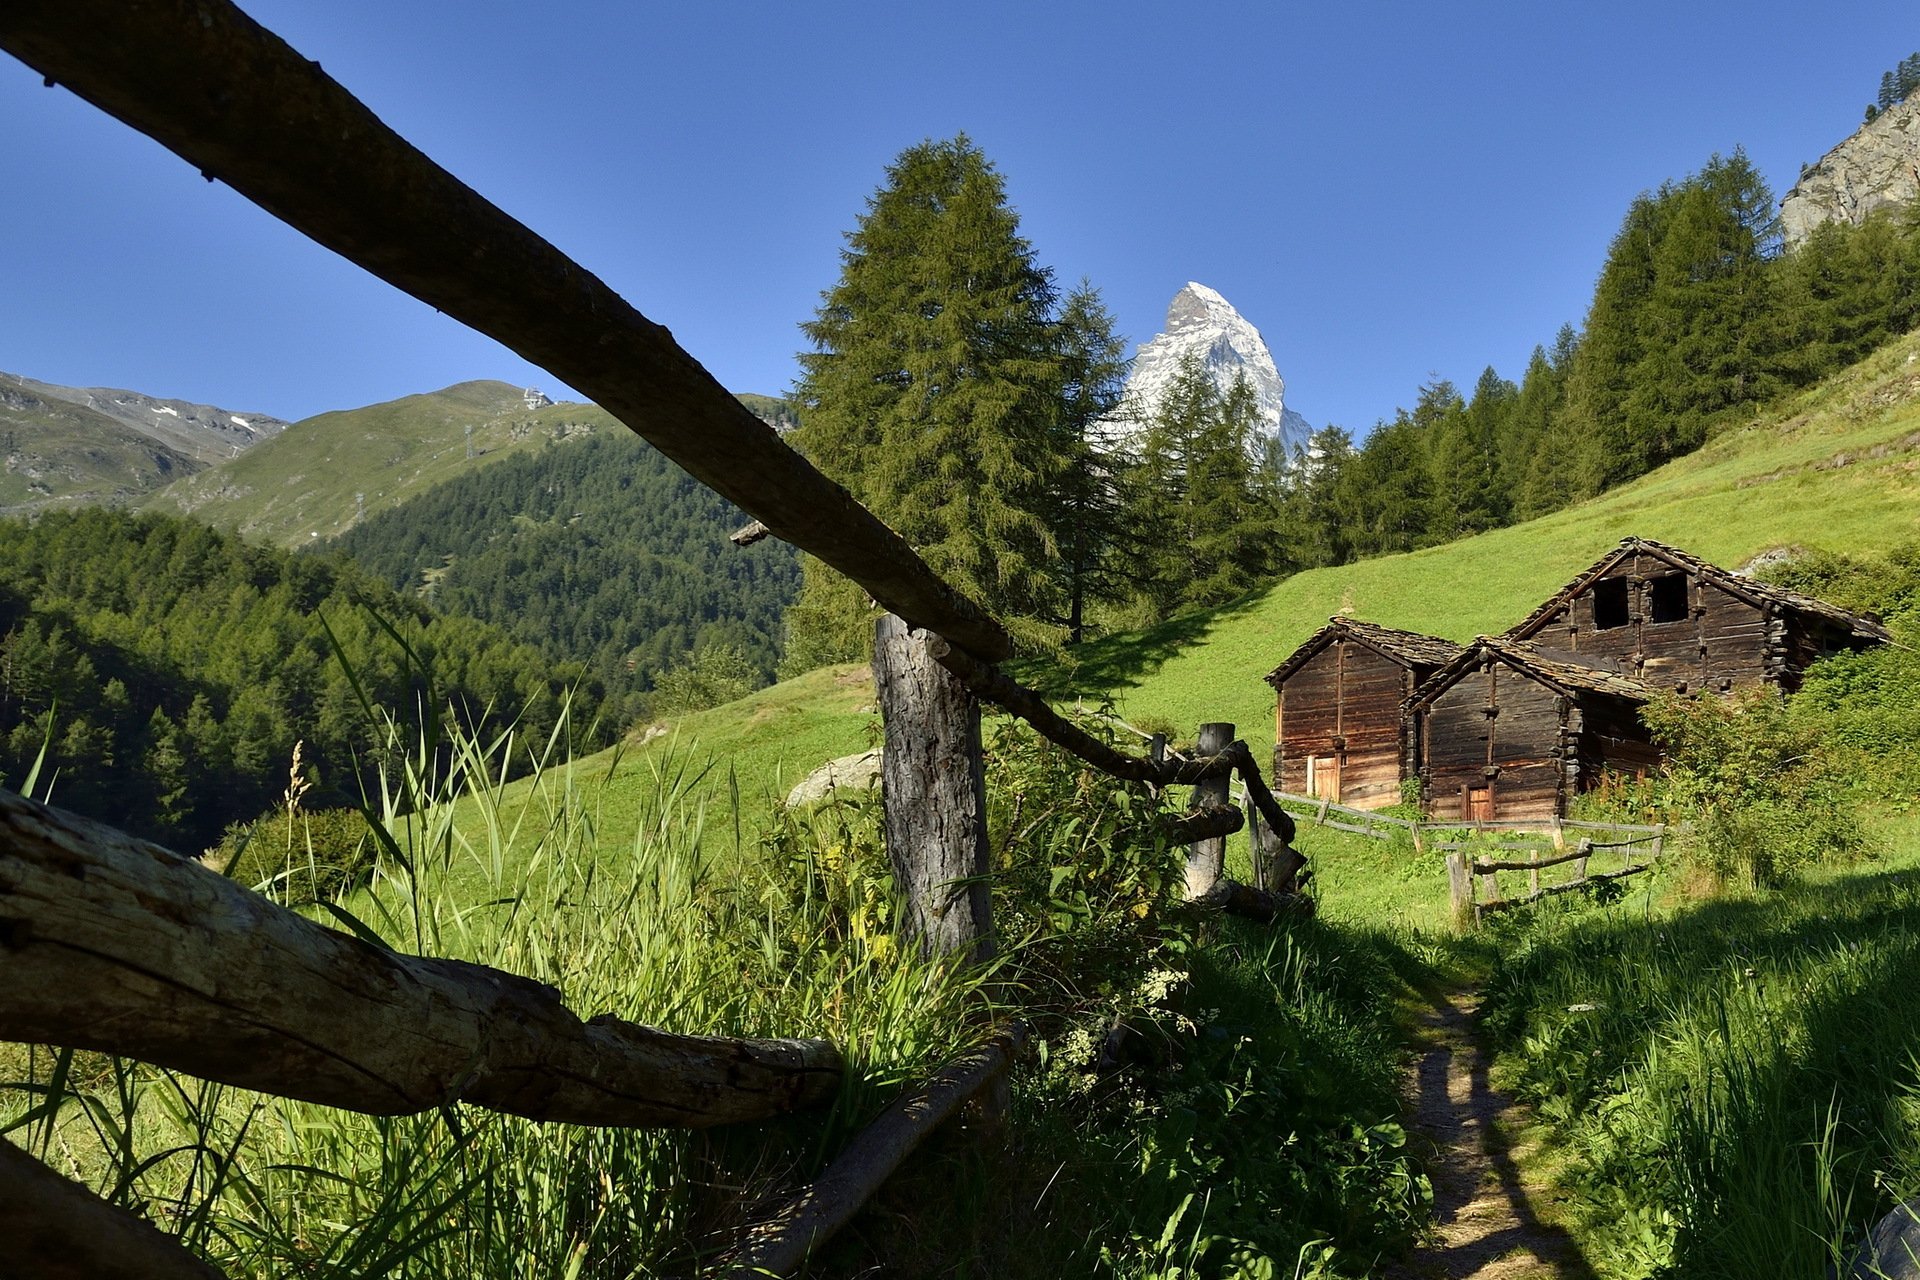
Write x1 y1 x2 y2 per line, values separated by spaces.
1107 282 1312 460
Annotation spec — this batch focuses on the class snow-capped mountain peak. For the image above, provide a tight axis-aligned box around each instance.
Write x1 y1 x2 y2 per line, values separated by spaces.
1109 282 1310 458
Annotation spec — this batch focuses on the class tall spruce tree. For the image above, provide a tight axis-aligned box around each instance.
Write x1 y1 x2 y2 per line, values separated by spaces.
1048 283 1133 643
1127 357 1285 614
786 136 1118 659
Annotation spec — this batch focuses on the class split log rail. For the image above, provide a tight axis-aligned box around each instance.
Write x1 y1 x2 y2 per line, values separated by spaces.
0 4 1314 1275
1271 790 1665 927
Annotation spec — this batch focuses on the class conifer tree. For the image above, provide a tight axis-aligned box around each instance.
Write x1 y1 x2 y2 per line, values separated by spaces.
1127 357 1284 614
787 135 1121 657
1047 283 1133 642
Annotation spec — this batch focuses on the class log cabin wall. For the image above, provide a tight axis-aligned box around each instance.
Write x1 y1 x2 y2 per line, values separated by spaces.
1275 639 1410 809
1509 538 1890 697
1515 547 1770 694
1419 660 1568 824
1576 696 1663 790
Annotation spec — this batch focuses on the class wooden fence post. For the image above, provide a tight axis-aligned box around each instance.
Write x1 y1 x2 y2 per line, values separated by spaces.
1183 722 1234 903
1446 850 1473 930
874 614 992 964
1528 848 1541 898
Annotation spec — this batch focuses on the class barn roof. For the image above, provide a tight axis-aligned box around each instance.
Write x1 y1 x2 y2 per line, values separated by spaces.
1506 537 1891 644
1411 636 1655 710
1263 617 1466 689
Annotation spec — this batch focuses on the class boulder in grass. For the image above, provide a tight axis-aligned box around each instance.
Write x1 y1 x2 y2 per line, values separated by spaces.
785 750 881 809
1851 1199 1920 1279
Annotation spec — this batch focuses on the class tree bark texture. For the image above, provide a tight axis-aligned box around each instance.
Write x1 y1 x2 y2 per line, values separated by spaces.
873 615 992 963
0 1138 229 1280
1183 723 1235 901
0 0 1011 663
0 789 840 1127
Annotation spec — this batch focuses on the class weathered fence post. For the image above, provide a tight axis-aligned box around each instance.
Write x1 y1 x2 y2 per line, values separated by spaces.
1573 837 1592 884
1446 850 1473 929
2 1138 228 1280
874 614 992 963
1183 722 1234 903
1528 848 1541 898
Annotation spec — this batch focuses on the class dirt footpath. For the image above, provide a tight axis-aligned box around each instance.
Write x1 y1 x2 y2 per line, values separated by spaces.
1385 987 1594 1280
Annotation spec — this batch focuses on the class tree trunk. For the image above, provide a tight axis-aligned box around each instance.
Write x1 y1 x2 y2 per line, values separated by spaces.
0 789 841 1127
873 614 992 963
1183 722 1235 901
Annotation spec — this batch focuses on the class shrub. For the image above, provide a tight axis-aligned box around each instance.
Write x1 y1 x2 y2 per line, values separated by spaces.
215 805 376 904
1641 688 1866 886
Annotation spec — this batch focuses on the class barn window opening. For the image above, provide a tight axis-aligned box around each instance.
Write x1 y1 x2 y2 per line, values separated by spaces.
1649 573 1688 624
1593 578 1630 629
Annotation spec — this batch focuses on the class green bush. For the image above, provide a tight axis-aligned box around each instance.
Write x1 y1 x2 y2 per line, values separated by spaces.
215 805 376 905
1641 688 1867 886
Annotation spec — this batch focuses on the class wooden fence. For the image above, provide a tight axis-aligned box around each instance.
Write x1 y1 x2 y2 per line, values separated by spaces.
0 5 1312 1276
1273 791 1667 926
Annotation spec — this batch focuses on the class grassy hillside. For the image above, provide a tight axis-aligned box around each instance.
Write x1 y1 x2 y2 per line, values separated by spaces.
144 381 588 544
570 329 1920 866
149 383 801 547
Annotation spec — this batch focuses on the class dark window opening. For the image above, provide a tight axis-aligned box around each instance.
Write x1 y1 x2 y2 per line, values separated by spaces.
1649 573 1688 624
1593 578 1630 630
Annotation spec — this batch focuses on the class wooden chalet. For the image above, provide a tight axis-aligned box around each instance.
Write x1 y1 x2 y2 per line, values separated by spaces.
1506 537 1889 694
1409 637 1659 824
1263 617 1464 810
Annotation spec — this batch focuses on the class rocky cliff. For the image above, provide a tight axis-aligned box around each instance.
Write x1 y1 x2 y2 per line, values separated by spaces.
1780 95 1920 244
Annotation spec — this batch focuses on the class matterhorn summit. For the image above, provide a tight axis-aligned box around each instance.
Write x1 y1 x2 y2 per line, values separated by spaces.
1110 282 1310 459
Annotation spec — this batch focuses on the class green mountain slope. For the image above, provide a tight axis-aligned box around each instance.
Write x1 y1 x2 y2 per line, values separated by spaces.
145 381 793 547
328 430 799 722
589 328 1920 842
144 381 574 544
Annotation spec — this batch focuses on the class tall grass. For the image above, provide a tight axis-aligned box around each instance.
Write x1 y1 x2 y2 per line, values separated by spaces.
1480 857 1920 1278
2 694 990 1277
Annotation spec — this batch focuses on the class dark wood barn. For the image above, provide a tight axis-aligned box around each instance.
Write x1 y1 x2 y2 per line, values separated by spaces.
1410 638 1660 824
1506 537 1889 694
1263 617 1464 810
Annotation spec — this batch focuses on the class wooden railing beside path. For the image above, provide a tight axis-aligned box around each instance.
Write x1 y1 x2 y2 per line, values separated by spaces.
1275 789 1666 925
0 5 1314 1276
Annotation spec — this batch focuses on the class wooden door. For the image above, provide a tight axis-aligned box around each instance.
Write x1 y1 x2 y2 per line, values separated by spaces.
1308 755 1341 802
1466 785 1494 822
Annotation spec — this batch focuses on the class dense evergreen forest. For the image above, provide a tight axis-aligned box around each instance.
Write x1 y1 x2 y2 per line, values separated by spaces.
782 140 1920 664
1284 151 1920 569
328 431 801 725
0 508 608 853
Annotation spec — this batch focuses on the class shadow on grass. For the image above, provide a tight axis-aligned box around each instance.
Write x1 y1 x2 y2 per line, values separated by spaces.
1481 855 1920 1276
1015 587 1275 701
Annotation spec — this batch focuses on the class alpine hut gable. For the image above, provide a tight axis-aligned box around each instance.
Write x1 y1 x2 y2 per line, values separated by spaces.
1505 538 1889 694
1409 637 1660 824
1263 618 1464 811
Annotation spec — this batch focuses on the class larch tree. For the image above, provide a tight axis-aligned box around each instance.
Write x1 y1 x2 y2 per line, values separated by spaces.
785 135 1123 660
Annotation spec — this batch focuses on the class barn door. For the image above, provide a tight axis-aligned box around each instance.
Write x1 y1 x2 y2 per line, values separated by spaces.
1466 785 1494 822
1308 755 1341 802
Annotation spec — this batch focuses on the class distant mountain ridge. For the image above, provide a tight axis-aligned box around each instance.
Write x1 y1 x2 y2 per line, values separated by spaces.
0 371 287 515
144 379 797 545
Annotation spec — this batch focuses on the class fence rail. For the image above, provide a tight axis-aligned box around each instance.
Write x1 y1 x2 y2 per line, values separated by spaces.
1274 790 1667 925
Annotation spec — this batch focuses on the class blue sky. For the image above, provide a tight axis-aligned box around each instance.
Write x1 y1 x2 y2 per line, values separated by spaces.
2 3 1912 435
